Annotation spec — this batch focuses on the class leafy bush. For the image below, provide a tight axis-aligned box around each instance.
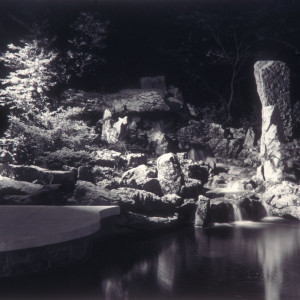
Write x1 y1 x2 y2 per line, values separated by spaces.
5 107 98 164
6 117 54 164
36 148 94 170
42 107 97 151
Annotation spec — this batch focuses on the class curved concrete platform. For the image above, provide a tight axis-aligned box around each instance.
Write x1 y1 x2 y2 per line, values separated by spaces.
0 205 120 252
0 205 120 277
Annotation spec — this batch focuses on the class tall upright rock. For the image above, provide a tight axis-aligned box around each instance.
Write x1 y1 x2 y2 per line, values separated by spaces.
254 61 291 182
254 61 292 137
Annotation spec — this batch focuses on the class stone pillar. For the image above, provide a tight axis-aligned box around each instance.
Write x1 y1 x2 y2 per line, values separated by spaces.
254 61 291 182
254 61 292 137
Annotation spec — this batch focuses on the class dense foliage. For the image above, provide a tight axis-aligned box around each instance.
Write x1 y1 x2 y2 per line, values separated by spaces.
0 40 57 121
0 11 106 164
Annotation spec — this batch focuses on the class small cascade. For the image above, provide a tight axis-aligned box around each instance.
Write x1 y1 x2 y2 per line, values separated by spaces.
188 145 212 162
261 200 270 217
233 204 243 221
226 181 244 192
151 120 165 131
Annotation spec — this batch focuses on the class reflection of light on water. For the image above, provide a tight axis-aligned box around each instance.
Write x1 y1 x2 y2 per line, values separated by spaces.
102 260 150 300
102 277 128 300
233 220 264 228
255 226 300 300
196 222 300 300
100 223 300 300
261 216 284 223
157 241 178 292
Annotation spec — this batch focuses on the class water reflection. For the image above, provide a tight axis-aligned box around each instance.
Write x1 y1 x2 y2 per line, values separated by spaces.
157 241 178 292
255 225 300 300
99 222 300 300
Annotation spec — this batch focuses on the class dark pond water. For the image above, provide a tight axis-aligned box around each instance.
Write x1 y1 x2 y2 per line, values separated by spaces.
1 218 300 300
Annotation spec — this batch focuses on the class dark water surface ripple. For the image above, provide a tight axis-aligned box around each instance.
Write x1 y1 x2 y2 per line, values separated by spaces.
1 219 300 300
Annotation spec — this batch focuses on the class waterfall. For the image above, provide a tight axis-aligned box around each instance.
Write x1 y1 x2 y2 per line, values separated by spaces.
226 181 243 192
151 120 164 131
188 145 212 162
261 200 270 216
233 204 243 221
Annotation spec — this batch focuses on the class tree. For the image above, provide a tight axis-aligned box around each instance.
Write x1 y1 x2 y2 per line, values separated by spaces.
0 39 58 125
167 12 260 122
66 12 108 80
164 7 300 123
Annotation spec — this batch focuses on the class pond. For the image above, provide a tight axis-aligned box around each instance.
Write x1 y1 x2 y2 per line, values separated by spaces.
1 218 300 300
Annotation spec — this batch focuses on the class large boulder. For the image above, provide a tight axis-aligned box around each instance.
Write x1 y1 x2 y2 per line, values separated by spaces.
262 181 300 219
101 115 128 144
92 149 123 168
180 178 203 199
157 153 184 195
0 176 66 205
2 165 76 191
120 164 162 196
254 61 292 137
74 180 124 206
111 187 176 214
180 159 210 184
254 61 294 182
0 175 43 197
208 199 235 223
74 181 176 214
239 196 268 221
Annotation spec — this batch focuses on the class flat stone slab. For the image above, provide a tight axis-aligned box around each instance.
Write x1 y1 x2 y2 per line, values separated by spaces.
0 205 120 252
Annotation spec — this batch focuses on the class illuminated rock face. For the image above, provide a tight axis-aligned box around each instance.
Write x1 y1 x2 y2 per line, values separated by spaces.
254 61 291 182
157 153 184 195
259 105 286 182
254 61 292 137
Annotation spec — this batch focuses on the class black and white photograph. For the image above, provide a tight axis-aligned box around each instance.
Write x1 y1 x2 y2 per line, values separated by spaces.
0 0 300 299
